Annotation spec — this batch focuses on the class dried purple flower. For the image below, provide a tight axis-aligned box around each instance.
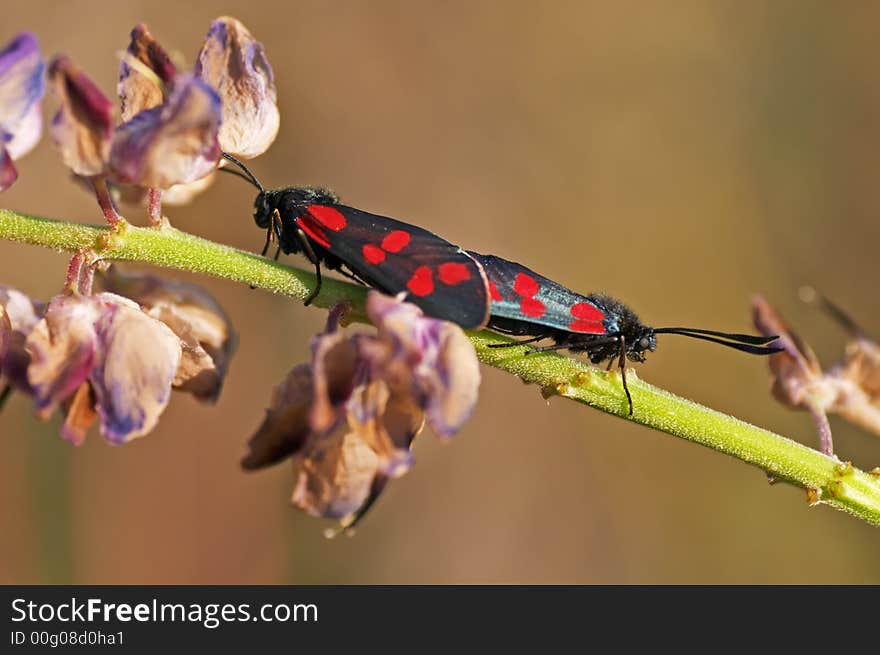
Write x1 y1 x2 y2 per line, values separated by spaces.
108 73 221 189
27 292 182 444
0 32 46 191
47 56 114 178
98 266 237 402
753 294 880 454
0 286 42 396
196 16 279 159
243 293 480 532
118 23 177 122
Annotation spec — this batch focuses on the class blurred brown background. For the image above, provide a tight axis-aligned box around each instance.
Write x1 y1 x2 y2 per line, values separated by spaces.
2 0 879 584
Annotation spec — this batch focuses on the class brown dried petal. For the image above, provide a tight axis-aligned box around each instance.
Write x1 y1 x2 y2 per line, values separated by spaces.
118 23 177 122
98 267 237 402
195 16 279 158
309 328 358 433
836 339 880 401
48 56 114 177
60 382 97 446
291 426 381 520
242 364 314 470
346 380 420 477
752 295 832 409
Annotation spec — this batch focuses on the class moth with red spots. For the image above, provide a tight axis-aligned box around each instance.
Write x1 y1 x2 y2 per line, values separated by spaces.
221 154 490 329
469 252 782 414
221 154 780 414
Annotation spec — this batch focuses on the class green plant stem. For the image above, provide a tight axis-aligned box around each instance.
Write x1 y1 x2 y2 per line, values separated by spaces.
2 208 879 525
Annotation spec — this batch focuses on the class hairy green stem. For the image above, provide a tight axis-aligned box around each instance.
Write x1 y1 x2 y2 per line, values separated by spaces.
2 208 879 525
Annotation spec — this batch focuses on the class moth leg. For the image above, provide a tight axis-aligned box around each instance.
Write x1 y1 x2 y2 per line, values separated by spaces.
617 334 633 416
295 227 322 306
259 226 273 257
339 266 369 286
259 209 283 257
487 334 549 350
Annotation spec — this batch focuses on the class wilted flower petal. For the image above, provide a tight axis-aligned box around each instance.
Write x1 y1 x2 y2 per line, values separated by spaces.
346 378 421 477
242 364 314 470
27 292 182 443
291 427 381 519
118 23 177 122
108 73 221 189
309 326 358 433
59 382 96 446
89 296 181 442
0 146 16 192
5 101 42 160
0 286 41 394
98 266 237 402
161 173 216 205
48 56 114 177
0 32 46 190
752 295 832 409
367 292 480 437
0 33 45 132
195 16 279 158
28 294 104 419
245 292 479 530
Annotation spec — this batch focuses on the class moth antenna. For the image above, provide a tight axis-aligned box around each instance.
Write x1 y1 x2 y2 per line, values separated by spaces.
653 326 778 345
217 166 259 186
656 329 783 355
221 152 264 192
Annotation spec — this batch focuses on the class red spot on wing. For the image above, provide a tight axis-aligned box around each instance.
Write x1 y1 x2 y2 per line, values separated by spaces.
513 273 539 298
406 266 434 297
363 244 386 265
520 297 546 318
306 205 346 231
295 216 330 248
568 319 605 334
381 230 411 253
438 262 471 286
489 281 502 302
570 302 604 322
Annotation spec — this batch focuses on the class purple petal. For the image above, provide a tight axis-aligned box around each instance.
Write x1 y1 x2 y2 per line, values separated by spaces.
0 143 16 191
419 321 481 437
88 293 181 443
5 101 42 159
118 23 177 123
0 32 46 133
26 294 103 418
108 74 221 189
195 17 279 158
366 291 480 437
48 56 114 177
0 286 41 392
